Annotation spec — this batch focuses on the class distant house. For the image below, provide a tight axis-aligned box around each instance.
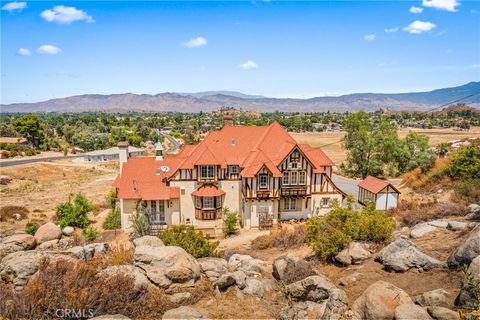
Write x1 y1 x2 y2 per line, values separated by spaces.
82 146 144 162
358 176 400 210
0 137 30 148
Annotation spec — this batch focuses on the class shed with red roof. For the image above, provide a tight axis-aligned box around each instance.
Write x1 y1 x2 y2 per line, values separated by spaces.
358 176 400 210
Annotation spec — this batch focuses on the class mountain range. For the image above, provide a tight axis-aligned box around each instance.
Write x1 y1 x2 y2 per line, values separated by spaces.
1 82 479 113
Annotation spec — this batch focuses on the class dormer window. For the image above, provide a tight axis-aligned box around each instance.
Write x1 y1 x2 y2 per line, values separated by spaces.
259 174 269 189
228 165 240 175
200 165 215 180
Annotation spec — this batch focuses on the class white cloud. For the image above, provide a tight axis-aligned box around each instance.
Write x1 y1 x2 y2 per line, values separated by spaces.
403 20 436 34
410 6 424 14
239 60 258 70
472 64 480 69
182 37 207 48
37 45 61 55
18 48 31 56
40 5 94 24
422 0 460 12
384 27 399 33
364 34 376 42
1 2 27 12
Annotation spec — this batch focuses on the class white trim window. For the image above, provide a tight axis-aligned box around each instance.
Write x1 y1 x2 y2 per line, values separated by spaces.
282 171 290 185
259 174 269 189
322 198 330 208
150 200 165 223
299 171 306 185
200 165 215 180
291 171 298 185
284 198 296 211
228 165 240 176
195 196 201 208
203 197 215 209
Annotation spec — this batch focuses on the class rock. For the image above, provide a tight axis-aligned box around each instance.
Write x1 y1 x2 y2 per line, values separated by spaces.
286 275 336 303
322 288 349 320
213 273 236 290
99 265 150 292
394 304 432 320
243 278 264 298
427 306 460 320
410 221 447 238
0 175 12 185
414 289 451 307
198 257 228 282
132 236 164 248
34 222 62 244
466 204 480 220
376 236 444 272
273 254 315 282
0 250 43 290
429 219 449 228
37 239 59 250
90 315 131 320
455 255 480 308
134 245 200 291
339 272 361 286
279 301 327 320
0 233 36 261
334 242 371 265
168 292 192 304
447 221 471 231
447 225 480 268
228 254 264 276
231 270 247 289
62 226 75 236
352 280 413 320
64 242 109 260
162 306 209 319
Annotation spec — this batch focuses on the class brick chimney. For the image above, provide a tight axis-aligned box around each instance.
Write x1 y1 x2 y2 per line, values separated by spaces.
117 137 129 174
223 116 233 126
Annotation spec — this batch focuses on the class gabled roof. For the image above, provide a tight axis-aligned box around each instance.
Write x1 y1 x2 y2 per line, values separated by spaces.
192 185 226 197
358 176 400 194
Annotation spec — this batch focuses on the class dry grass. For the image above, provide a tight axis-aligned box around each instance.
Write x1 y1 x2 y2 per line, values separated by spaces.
252 224 306 250
107 244 134 266
0 205 29 222
391 200 467 227
402 157 452 190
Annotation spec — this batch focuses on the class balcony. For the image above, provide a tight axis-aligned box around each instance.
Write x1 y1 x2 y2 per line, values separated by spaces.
281 187 307 197
195 208 222 220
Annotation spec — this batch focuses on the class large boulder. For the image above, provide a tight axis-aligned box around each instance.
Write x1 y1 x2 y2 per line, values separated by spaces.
243 278 264 298
466 204 480 221
376 236 444 272
273 254 316 282
285 275 337 303
414 289 450 307
34 222 62 244
37 238 75 251
162 306 209 319
447 225 480 268
132 236 164 248
64 243 109 260
213 273 236 290
334 242 371 266
0 233 36 260
0 250 44 290
447 221 474 231
198 257 228 282
228 254 264 276
427 306 460 320
455 255 480 308
99 265 150 292
394 304 432 320
352 280 413 320
410 220 447 238
134 245 200 291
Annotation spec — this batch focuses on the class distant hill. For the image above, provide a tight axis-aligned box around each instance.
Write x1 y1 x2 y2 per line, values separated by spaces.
1 82 479 113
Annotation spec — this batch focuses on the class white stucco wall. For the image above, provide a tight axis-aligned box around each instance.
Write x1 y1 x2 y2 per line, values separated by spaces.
220 180 241 214
311 194 343 216
376 193 398 210
170 180 197 224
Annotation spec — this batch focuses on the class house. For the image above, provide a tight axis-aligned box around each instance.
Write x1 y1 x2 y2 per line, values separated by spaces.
0 137 30 148
358 176 400 210
113 120 346 233
80 146 144 162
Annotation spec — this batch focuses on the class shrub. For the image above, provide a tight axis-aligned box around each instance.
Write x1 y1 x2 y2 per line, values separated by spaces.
129 209 150 239
106 189 118 210
306 216 351 260
103 207 121 230
25 222 39 235
82 226 100 243
392 200 467 227
223 209 239 237
56 194 93 228
25 148 36 156
160 225 220 258
107 244 134 266
448 144 480 180
453 179 480 204
252 224 306 250
461 265 480 311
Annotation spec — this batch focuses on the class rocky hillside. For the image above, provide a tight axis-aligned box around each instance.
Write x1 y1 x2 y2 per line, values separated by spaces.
2 82 479 113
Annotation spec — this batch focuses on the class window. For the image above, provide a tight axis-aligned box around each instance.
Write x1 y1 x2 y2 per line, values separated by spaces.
291 162 298 169
195 196 201 208
200 165 215 180
259 174 268 189
291 150 300 160
150 200 165 223
299 171 306 185
228 165 240 175
282 171 290 185
284 198 296 211
322 198 330 207
203 197 214 209
291 172 298 185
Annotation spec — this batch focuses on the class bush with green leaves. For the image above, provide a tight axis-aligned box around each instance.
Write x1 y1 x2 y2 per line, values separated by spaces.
25 222 40 235
106 189 118 210
223 208 238 236
129 209 150 239
103 207 121 230
56 194 93 228
82 226 100 243
462 265 480 310
160 225 220 258
306 204 395 260
448 144 480 180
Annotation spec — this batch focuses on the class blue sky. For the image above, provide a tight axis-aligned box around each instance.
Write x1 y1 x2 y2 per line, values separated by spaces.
1 0 479 104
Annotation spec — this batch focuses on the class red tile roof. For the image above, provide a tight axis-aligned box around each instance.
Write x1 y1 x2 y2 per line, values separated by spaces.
358 176 394 194
191 185 226 197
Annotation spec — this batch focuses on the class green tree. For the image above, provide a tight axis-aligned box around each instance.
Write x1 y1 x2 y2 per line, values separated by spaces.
223 208 239 236
448 144 480 179
56 194 93 228
14 114 46 148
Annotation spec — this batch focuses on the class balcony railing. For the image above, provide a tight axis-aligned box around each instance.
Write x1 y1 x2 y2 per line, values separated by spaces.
195 208 222 220
281 187 307 197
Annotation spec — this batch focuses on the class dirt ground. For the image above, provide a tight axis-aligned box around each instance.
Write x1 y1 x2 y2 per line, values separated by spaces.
291 126 480 165
0 160 117 235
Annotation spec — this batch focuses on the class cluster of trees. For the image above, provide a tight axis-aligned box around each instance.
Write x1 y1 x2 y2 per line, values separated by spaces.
340 112 435 178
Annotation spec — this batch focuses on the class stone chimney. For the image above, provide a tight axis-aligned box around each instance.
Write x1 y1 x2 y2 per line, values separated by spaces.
155 141 164 161
223 116 233 126
117 137 129 174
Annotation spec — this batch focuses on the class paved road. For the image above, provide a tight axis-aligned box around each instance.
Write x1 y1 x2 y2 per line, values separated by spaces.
332 174 401 197
163 133 181 154
0 155 84 168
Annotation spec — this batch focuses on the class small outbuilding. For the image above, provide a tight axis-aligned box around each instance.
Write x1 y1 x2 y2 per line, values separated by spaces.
358 176 400 210
81 146 144 162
